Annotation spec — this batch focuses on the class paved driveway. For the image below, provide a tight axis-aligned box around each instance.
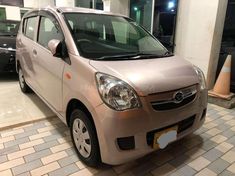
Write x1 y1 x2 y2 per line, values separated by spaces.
0 73 54 129
0 104 235 176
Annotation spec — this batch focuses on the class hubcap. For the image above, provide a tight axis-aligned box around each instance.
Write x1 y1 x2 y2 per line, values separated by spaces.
73 118 91 158
19 69 25 88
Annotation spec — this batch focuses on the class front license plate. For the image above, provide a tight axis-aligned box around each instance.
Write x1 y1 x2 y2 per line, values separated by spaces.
153 126 178 150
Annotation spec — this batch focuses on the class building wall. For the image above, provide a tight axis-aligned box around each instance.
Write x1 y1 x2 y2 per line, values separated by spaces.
55 0 75 7
106 0 129 16
24 0 55 8
174 0 228 87
0 5 21 21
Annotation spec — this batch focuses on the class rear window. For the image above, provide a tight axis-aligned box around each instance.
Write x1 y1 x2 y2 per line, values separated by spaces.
25 16 37 40
0 21 19 36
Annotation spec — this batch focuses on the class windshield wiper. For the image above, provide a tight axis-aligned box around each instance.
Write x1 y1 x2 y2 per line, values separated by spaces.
96 53 167 60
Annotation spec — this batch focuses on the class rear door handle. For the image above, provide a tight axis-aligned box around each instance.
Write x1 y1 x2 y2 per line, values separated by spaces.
18 39 23 46
33 49 37 55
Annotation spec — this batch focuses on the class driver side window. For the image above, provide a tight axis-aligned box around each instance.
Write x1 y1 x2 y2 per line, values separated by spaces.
38 16 63 49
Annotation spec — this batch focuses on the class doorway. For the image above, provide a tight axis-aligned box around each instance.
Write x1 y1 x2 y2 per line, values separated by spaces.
130 0 178 52
152 0 178 52
217 0 235 92
130 0 154 32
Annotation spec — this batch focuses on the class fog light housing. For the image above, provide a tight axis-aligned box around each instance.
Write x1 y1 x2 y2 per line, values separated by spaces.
117 136 135 150
200 108 207 121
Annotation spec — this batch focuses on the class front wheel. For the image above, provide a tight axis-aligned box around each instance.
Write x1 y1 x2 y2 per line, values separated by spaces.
70 109 101 167
18 67 30 93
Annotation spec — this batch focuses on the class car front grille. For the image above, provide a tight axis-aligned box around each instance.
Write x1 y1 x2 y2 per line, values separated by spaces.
150 85 198 111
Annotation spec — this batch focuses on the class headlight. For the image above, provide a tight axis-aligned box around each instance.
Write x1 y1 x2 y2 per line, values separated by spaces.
194 66 207 90
96 73 141 111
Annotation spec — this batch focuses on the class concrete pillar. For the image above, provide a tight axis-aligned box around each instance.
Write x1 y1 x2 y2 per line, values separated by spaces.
103 0 130 16
174 0 228 88
207 0 228 89
24 0 55 8
56 0 75 7
5 6 21 21
103 0 111 12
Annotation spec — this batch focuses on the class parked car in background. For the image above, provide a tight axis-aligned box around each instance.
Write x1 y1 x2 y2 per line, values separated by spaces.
16 7 208 166
0 20 20 73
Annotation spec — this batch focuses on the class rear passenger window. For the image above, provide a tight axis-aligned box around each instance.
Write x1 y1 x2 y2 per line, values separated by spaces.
25 17 36 40
38 16 63 49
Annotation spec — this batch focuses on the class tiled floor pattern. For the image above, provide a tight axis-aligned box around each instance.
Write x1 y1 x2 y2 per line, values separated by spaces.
0 103 235 176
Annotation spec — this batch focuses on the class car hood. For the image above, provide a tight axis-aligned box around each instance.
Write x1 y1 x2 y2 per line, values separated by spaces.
89 56 199 96
0 35 16 50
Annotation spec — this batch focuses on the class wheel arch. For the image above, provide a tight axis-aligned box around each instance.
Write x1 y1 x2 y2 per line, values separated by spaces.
66 98 95 128
16 60 20 73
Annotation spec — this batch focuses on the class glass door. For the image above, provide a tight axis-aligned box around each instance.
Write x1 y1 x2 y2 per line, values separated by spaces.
75 0 103 10
75 0 93 8
152 0 178 52
0 7 6 20
130 0 154 32
217 0 235 92
130 0 178 52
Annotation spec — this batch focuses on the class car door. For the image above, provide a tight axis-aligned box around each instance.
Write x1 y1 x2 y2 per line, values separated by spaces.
33 13 65 113
17 15 39 90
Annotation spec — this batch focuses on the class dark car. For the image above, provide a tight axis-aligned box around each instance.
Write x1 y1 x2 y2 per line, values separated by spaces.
0 20 20 72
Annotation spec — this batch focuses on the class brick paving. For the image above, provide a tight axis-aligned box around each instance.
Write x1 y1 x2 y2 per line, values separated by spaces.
0 104 235 176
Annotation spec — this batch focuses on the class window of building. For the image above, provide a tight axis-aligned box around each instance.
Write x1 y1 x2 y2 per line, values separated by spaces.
152 0 178 52
75 0 103 10
20 9 28 19
38 16 63 49
75 0 92 8
130 0 178 52
25 17 37 40
130 0 154 32
94 0 103 10
0 7 6 20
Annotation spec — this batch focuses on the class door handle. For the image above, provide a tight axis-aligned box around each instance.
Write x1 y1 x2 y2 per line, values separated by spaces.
18 39 23 46
33 49 37 55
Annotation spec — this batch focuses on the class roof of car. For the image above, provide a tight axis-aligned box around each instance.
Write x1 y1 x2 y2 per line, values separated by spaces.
25 6 127 18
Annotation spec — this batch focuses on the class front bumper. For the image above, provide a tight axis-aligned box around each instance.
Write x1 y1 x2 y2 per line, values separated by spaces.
92 86 207 165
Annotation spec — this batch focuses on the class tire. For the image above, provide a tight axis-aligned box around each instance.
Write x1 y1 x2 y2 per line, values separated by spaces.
18 67 30 93
70 109 101 167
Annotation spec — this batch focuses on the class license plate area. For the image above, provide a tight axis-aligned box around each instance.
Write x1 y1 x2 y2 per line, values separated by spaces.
153 126 178 150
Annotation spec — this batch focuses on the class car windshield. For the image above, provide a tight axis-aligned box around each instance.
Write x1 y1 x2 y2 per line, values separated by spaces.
0 21 20 36
64 13 170 60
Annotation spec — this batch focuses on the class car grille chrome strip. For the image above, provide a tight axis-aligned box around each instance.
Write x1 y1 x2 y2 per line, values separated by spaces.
151 88 197 106
150 85 198 111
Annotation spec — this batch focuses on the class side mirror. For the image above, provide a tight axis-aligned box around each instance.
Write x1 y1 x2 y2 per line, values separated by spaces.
48 39 62 57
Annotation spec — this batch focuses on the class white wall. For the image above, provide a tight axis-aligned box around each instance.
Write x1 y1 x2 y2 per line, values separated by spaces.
0 5 21 21
174 0 228 87
104 0 129 16
24 0 55 8
56 0 75 7
103 0 111 12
